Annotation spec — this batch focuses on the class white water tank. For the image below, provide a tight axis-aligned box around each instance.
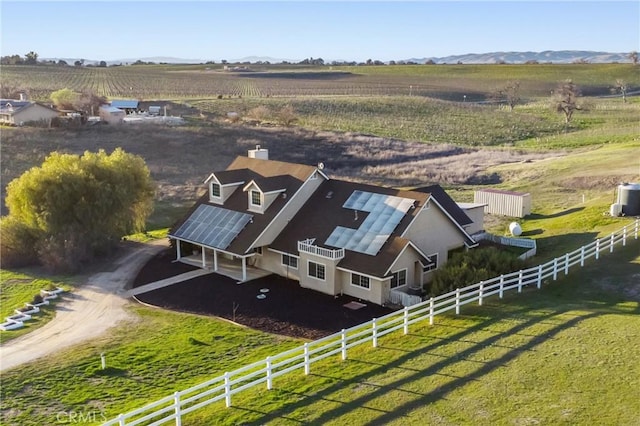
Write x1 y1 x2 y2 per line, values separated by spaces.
509 222 522 237
617 183 640 216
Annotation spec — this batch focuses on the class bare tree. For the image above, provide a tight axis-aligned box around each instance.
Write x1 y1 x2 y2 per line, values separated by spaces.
612 79 629 103
553 79 581 129
489 80 521 111
629 51 639 65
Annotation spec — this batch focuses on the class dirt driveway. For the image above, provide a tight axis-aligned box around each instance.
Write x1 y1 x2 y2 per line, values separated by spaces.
0 240 167 372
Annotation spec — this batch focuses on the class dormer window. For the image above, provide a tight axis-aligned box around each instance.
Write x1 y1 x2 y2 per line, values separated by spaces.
211 183 221 198
250 190 262 207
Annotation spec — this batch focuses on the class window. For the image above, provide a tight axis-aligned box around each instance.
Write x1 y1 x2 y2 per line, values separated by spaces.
211 183 221 198
390 269 407 288
351 273 370 289
250 190 262 206
423 253 438 272
254 247 262 255
282 254 298 269
308 261 325 280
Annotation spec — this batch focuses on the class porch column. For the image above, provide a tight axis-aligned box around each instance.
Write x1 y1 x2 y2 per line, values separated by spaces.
201 246 206 268
241 257 247 282
176 240 182 260
213 250 218 271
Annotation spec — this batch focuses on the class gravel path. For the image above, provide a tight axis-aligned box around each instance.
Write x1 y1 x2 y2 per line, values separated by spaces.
0 240 167 372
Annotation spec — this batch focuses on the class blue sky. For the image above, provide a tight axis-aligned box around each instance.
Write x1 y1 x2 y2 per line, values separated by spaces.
1 1 638 62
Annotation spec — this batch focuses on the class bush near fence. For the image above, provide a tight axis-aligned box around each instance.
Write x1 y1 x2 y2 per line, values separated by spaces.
103 219 639 426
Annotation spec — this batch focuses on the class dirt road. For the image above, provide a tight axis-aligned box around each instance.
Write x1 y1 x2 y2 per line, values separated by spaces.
0 240 167 372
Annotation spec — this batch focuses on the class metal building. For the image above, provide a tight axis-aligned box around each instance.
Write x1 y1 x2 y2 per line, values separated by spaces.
474 188 531 218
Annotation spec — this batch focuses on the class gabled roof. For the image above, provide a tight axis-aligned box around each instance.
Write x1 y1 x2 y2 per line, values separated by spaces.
271 179 430 278
0 99 58 115
244 175 294 194
413 184 473 226
170 156 319 255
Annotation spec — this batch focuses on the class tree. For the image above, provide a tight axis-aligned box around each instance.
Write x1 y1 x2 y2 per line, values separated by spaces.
629 51 639 65
489 80 521 111
612 79 629 103
2 149 155 272
24 51 39 64
98 60 107 67
75 91 108 116
74 60 82 67
50 88 79 110
553 79 582 128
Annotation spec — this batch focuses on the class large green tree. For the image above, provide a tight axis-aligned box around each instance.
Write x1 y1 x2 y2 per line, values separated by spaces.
2 149 155 271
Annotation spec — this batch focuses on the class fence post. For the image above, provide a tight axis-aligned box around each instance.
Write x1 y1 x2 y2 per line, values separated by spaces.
429 297 434 325
266 356 272 390
623 226 627 246
341 329 347 360
517 270 523 293
479 281 484 306
537 264 542 289
499 275 504 299
580 246 585 267
304 343 310 375
174 392 182 426
595 239 600 260
455 288 460 314
224 372 231 408
372 318 378 348
610 233 615 253
118 414 125 426
553 258 558 281
564 253 569 275
403 307 409 335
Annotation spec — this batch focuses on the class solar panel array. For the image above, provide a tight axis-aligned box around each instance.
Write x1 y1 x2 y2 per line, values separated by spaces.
172 204 252 250
325 191 414 255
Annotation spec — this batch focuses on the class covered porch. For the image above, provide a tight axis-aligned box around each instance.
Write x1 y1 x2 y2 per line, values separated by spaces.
175 243 271 283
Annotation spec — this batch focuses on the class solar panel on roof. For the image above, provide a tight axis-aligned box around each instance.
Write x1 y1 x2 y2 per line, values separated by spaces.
326 190 414 255
172 204 252 250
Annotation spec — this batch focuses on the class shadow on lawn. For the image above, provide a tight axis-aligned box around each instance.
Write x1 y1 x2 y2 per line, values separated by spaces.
228 244 639 425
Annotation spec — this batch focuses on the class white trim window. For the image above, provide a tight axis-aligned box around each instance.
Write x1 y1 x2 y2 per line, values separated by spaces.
250 190 262 206
282 254 298 269
351 273 370 289
390 269 407 288
308 261 325 280
423 253 438 272
254 247 263 255
211 182 221 198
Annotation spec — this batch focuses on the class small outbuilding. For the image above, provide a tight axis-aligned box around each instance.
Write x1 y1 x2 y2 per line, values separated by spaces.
474 188 531 218
99 105 125 124
110 99 139 114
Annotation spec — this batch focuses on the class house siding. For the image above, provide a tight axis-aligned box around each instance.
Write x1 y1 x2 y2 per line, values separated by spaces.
298 252 340 296
11 104 58 125
258 249 301 281
403 203 467 269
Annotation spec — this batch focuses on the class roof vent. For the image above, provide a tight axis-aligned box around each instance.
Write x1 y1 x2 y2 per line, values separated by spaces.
326 191 333 199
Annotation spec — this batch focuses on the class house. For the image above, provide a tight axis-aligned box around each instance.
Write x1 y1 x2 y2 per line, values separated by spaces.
99 105 125 124
169 147 480 306
0 99 59 126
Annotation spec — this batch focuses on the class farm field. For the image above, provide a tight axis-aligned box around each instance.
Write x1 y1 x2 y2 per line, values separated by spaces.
1 63 639 425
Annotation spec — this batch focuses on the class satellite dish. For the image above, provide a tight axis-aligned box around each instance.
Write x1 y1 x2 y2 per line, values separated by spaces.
317 162 325 170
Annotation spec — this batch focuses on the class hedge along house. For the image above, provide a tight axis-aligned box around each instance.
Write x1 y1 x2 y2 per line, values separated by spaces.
169 147 479 306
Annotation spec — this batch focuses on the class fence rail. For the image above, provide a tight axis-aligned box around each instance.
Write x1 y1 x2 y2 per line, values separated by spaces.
103 219 639 426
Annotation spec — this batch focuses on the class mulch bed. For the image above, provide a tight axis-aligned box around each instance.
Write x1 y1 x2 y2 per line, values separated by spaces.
133 248 394 340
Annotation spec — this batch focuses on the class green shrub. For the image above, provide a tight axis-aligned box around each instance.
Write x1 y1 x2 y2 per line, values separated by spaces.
427 247 527 296
0 216 40 268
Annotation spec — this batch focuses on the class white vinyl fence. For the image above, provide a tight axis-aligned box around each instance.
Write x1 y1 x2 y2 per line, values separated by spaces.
474 232 537 259
103 219 639 426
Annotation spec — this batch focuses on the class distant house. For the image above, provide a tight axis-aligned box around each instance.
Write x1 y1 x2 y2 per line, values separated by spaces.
169 147 481 306
0 99 59 126
99 105 125 124
109 99 139 114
